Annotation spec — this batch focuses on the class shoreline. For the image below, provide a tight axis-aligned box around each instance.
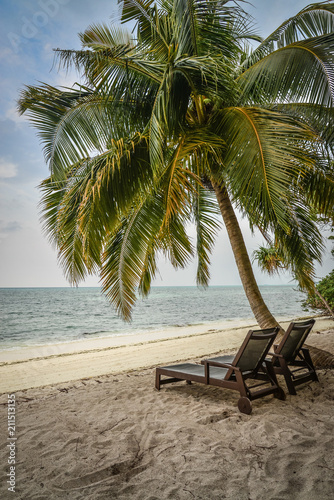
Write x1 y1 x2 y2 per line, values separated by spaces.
0 315 333 394
0 317 258 362
0 313 319 363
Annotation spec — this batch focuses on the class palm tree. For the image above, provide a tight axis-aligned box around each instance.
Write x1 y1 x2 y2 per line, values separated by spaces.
18 1 334 332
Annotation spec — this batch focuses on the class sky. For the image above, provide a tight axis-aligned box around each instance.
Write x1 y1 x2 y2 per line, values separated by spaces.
0 0 333 289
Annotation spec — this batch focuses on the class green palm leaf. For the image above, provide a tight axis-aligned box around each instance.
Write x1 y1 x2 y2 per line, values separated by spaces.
212 106 319 231
244 2 334 67
240 34 334 108
193 186 221 286
101 192 193 319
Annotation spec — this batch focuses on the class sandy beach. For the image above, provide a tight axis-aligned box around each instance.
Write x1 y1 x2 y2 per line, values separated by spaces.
1 316 333 499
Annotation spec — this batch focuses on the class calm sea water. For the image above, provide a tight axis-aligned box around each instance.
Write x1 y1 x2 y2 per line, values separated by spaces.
0 286 307 350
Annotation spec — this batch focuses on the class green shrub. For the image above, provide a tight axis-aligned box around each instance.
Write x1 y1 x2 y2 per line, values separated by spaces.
303 270 334 312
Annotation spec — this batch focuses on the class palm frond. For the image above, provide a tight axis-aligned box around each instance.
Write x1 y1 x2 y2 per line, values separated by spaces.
101 201 158 321
300 166 334 215
240 33 334 108
274 203 324 292
39 172 98 285
159 211 194 269
19 84 97 177
272 102 334 153
183 0 260 57
120 0 170 54
252 246 285 276
137 241 159 297
53 19 165 102
213 106 319 231
157 127 225 226
19 82 153 181
193 186 221 286
38 135 154 287
244 2 334 68
101 191 193 320
79 23 133 51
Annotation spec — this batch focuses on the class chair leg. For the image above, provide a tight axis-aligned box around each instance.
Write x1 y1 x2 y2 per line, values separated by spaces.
278 359 297 395
235 371 248 398
282 372 297 395
155 371 161 391
263 361 286 399
264 360 280 387
302 349 319 382
238 397 252 415
274 386 286 400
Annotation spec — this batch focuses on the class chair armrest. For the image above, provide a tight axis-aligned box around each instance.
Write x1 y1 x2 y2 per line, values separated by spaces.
204 360 241 371
267 352 284 359
203 360 238 384
273 344 281 353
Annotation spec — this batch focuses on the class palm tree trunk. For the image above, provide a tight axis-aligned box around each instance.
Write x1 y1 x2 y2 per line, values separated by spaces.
212 181 279 329
307 344 334 368
212 181 334 368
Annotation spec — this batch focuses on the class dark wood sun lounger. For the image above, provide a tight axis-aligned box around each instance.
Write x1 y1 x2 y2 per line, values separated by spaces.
268 319 318 395
156 327 285 414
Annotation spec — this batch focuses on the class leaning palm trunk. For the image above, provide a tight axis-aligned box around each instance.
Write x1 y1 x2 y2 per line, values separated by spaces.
212 181 279 329
307 344 334 369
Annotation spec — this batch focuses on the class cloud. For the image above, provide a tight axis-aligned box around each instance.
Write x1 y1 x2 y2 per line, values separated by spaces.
0 220 22 234
5 107 26 126
0 47 16 62
0 159 18 178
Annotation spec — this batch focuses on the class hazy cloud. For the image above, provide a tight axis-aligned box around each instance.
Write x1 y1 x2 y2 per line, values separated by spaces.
5 107 26 126
0 159 18 179
0 47 15 62
0 220 22 234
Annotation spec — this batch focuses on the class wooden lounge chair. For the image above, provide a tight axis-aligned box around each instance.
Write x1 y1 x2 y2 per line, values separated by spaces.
155 327 285 414
268 319 318 395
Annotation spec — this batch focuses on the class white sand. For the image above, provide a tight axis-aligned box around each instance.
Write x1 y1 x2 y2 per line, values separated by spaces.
0 316 333 499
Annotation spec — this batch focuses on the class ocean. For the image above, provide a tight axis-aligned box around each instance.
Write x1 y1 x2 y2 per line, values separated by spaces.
0 286 308 351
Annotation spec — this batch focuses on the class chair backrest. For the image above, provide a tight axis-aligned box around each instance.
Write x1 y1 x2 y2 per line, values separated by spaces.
274 319 315 362
232 327 280 373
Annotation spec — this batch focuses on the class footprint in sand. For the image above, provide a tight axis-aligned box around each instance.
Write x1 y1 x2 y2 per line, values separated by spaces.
197 411 232 425
59 458 148 490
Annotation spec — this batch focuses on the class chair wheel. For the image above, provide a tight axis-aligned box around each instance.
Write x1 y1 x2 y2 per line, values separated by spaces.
274 387 286 400
238 397 252 414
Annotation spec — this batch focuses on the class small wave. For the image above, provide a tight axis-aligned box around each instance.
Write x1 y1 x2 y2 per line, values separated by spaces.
82 330 109 336
170 322 204 328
